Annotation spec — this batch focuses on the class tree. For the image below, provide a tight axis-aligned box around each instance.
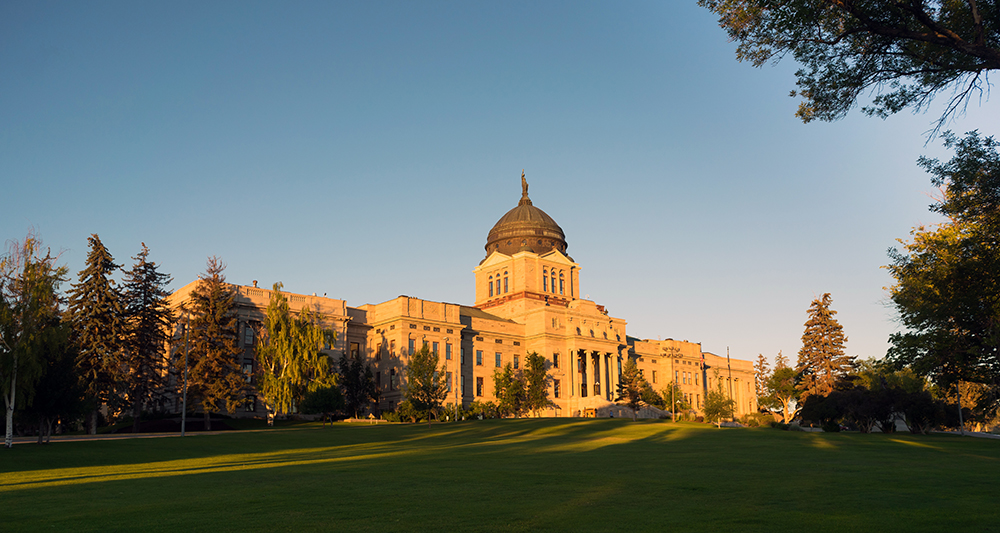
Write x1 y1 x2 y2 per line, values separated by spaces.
339 350 377 419
404 344 447 427
767 362 802 424
67 234 125 434
20 319 83 444
121 243 173 432
615 357 645 421
699 0 1000 133
659 381 691 415
1 231 67 448
493 363 526 418
704 370 736 427
886 131 1000 416
796 293 853 401
522 352 552 417
254 282 337 425
753 353 770 402
300 385 344 427
181 257 246 431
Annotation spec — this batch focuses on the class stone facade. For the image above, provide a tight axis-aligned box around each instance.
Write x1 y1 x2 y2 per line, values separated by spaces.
169 180 756 419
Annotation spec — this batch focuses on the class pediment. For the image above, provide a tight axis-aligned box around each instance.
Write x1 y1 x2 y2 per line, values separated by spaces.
476 251 512 270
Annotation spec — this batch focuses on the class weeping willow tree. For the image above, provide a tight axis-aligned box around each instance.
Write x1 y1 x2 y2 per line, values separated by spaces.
254 283 336 425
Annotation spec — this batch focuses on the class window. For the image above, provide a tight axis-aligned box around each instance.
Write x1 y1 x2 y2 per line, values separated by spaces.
390 368 397 391
446 372 452 393
423 339 429 350
244 327 253 345
390 340 396 355
543 275 548 292
376 343 382 361
652 370 657 384
675 370 679 383
489 275 493 297
697 394 701 408
242 362 253 383
551 272 556 293
476 377 484 396
351 342 360 358
461 378 465 395
445 343 452 360
495 352 501 367
552 318 558 328
476 350 483 366
695 374 699 385
514 356 519 369
461 347 465 365
553 353 559 368
554 379 561 398
576 327 581 335
504 272 508 293
559 273 564 295
245 395 256 412
408 339 415 355
495 279 501 295
432 341 439 355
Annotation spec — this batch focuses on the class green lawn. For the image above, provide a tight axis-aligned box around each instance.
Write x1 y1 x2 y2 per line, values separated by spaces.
2 419 998 532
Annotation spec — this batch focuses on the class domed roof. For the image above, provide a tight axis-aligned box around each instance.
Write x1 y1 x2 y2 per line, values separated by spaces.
485 173 568 259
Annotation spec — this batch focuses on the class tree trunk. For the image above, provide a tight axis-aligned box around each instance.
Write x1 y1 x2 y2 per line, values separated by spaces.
204 410 211 432
87 409 98 435
5 356 17 448
132 398 142 433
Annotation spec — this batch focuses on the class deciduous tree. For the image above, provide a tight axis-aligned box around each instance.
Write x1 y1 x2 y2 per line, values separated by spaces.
886 131 1000 416
796 293 853 401
67 234 125 434
493 362 526 418
699 0 1000 133
254 283 336 425
121 243 173 432
339 350 377 419
181 257 246 431
704 370 736 427
404 344 447 427
522 352 552 417
1 232 67 448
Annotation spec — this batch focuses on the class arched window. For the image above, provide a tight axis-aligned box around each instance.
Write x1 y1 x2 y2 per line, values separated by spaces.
576 327 581 335
495 278 501 296
503 271 508 294
543 269 548 292
590 330 595 337
551 271 556 293
559 272 564 295
488 276 493 297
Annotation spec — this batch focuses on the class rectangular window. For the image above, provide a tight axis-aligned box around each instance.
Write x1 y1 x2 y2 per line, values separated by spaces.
504 277 508 293
445 343 452 360
489 281 494 297
376 343 383 361
408 339 415 355
495 352 502 368
697 394 701 408
433 341 439 355
446 371 452 393
652 370 657 384
476 350 483 366
461 378 465 395
476 377 484 397
553 353 559 368
559 279 564 295
244 327 254 345
390 368 397 391
676 370 679 383
554 379 561 398
390 340 396 355
495 280 501 295
461 347 465 365
544 276 548 292
695 374 699 386
351 342 360 358
514 356 519 369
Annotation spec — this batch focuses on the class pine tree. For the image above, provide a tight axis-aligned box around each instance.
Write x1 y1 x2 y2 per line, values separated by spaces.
121 243 174 432
796 293 853 401
181 257 245 431
67 234 125 434
753 354 770 402
615 358 645 421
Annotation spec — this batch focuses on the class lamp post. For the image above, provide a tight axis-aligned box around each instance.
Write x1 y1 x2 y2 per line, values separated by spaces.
181 312 190 437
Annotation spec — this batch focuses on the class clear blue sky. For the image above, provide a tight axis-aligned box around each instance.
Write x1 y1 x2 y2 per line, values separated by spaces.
3 1 997 365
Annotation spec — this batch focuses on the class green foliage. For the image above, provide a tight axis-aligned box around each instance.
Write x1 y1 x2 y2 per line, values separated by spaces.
299 385 344 424
120 243 173 432
254 282 337 424
20 320 84 443
886 131 1000 417
493 362 526 418
704 370 736 427
338 351 377 419
522 352 552 416
698 0 1000 132
180 257 246 427
467 400 499 419
657 381 690 413
796 293 853 401
615 358 646 420
404 345 447 425
1 231 68 447
767 365 800 423
67 234 126 425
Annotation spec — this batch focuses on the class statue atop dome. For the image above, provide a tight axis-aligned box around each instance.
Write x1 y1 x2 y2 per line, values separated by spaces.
521 169 528 198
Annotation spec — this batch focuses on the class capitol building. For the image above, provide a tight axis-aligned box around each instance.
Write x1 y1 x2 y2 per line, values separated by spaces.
172 176 756 418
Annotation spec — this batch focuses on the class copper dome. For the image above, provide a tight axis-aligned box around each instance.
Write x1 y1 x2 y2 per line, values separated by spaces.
485 175 567 258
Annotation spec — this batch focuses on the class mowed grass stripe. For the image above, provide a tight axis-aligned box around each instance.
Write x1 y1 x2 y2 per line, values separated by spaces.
1 419 998 532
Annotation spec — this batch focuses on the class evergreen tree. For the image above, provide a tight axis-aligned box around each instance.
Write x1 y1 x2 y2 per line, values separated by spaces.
121 243 174 432
404 344 447 427
615 358 645 421
67 234 125 434
255 283 337 425
753 353 770 402
522 352 552 417
1 231 68 448
796 293 853 401
181 257 245 431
